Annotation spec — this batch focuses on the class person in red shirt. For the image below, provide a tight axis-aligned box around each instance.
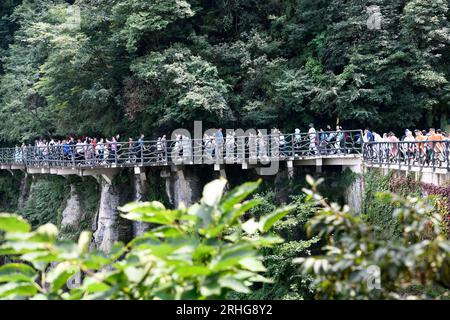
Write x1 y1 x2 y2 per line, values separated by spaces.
91 138 97 160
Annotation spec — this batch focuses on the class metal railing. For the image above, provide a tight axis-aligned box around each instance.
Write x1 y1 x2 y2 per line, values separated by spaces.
0 130 363 169
363 140 450 171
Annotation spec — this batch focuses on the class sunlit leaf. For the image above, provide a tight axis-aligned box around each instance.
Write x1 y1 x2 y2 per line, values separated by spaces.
0 214 31 233
202 179 227 207
0 264 37 283
259 205 295 233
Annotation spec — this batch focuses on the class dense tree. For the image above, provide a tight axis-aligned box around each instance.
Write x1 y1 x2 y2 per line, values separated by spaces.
0 0 449 143
296 176 450 299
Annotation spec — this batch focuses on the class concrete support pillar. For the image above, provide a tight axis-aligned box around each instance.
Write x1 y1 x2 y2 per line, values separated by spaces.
92 175 120 253
287 160 294 180
133 170 149 237
343 164 362 174
315 158 323 173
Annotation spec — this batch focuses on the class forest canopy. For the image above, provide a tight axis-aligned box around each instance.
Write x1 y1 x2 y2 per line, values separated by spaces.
0 0 449 143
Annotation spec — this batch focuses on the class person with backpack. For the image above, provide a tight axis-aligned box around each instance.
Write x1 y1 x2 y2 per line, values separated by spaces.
363 127 375 157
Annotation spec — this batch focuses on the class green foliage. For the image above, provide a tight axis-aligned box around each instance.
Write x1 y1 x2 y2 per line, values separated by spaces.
0 172 21 212
129 45 231 126
362 170 401 240
295 176 450 299
317 168 358 206
0 0 21 74
1 1 449 142
232 191 319 300
0 179 293 300
111 0 195 53
20 176 69 228
362 170 423 240
73 178 100 228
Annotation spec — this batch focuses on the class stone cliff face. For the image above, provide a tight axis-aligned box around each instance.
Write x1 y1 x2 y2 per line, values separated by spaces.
61 184 83 228
162 166 204 208
91 178 122 252
132 173 149 236
17 173 31 211
7 165 370 254
344 175 364 214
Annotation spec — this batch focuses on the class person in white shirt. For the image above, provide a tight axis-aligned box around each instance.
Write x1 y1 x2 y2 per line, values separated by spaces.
372 131 382 158
294 128 301 156
308 123 317 155
279 131 287 157
225 131 235 162
182 135 192 160
402 129 415 159
257 130 267 159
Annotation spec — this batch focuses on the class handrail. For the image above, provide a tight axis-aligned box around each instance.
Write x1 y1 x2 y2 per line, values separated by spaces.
0 130 363 168
362 140 449 171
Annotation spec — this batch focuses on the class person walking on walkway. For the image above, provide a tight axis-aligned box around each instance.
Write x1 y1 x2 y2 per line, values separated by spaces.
308 124 317 155
388 132 399 160
215 128 224 161
257 130 267 160
156 137 164 163
225 131 235 162
402 129 415 160
294 128 301 156
106 136 118 163
363 127 375 158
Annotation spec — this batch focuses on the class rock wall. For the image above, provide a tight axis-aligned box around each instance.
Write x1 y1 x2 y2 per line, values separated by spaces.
6 165 375 253
61 184 83 228
92 178 122 252
344 175 364 214
132 173 149 236
163 167 202 208
17 173 31 211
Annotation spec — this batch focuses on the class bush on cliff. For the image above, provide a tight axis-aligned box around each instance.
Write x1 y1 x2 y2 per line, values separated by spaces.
0 178 293 300
296 176 450 299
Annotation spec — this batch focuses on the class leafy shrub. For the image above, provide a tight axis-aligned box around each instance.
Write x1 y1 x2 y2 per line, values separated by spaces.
0 179 293 300
362 170 402 240
364 169 450 238
239 193 319 300
0 171 21 212
20 176 69 227
295 176 450 299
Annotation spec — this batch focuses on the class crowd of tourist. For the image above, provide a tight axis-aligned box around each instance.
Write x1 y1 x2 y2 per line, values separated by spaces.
362 127 449 163
5 125 449 166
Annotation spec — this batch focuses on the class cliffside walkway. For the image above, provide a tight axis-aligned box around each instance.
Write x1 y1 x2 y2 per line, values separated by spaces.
0 130 362 173
0 130 448 183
